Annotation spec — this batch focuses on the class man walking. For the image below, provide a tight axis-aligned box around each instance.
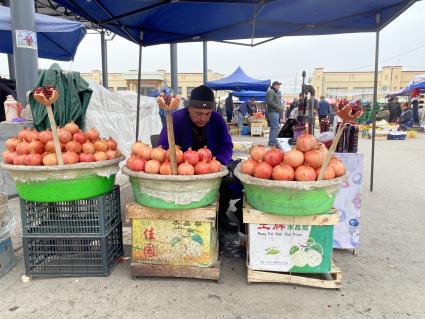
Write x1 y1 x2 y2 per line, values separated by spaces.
318 96 330 122
265 81 283 146
225 93 234 123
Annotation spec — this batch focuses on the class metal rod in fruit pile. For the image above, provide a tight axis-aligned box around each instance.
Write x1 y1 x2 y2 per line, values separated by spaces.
33 86 64 165
317 102 363 181
157 95 180 175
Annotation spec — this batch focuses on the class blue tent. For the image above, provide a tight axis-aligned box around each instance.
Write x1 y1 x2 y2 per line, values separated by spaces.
388 74 425 97
53 0 416 47
0 5 85 61
206 67 270 92
233 90 266 101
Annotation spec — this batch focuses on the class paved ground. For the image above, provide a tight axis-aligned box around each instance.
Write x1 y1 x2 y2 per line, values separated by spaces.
1 134 425 319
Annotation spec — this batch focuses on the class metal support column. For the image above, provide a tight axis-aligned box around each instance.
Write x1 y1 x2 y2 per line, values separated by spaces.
170 43 178 94
370 13 381 192
100 30 108 88
10 0 38 104
135 44 143 142
203 41 208 84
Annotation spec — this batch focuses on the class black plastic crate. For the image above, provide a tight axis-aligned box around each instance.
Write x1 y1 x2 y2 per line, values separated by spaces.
22 222 123 277
20 186 121 237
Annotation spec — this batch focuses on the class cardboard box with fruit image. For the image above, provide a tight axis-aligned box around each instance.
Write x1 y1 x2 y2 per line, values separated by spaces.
247 223 333 273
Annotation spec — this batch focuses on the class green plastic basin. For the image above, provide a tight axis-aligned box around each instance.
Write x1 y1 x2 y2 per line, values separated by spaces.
123 166 228 210
235 164 345 216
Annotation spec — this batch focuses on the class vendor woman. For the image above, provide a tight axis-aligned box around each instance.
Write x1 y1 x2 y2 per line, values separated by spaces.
157 85 243 231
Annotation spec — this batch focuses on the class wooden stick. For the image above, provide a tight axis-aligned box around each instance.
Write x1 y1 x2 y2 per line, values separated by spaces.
46 105 64 165
317 121 346 180
165 110 178 175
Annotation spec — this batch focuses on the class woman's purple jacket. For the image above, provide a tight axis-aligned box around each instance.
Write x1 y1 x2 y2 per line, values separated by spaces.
157 108 234 165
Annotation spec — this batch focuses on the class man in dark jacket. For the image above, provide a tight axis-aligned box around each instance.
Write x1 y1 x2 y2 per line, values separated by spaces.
225 93 234 123
318 96 330 121
388 97 402 123
265 81 283 146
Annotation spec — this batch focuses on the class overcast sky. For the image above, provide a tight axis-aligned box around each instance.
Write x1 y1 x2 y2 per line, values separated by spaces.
1 1 424 91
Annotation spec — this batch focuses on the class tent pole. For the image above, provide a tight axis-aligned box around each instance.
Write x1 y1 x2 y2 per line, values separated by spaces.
10 0 39 105
100 30 108 88
203 41 208 84
135 44 142 142
170 43 178 94
370 13 381 192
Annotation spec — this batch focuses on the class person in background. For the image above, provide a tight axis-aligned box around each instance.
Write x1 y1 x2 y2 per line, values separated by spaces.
0 76 17 122
237 98 256 129
318 96 330 122
225 93 234 123
399 102 414 131
286 97 299 119
265 81 284 146
388 97 402 123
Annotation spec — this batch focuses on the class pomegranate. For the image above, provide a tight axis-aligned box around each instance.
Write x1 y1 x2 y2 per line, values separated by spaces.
82 142 95 154
284 148 304 169
2 150 17 164
131 141 146 155
329 159 345 177
317 143 329 157
106 137 117 150
264 148 284 167
27 130 39 142
159 161 172 175
18 128 31 141
106 150 117 160
197 146 212 162
209 157 221 173
253 161 273 179
58 129 72 144
183 148 199 166
166 146 184 164
137 145 152 161
295 165 316 181
250 145 267 161
39 130 53 144
45 140 61 153
178 161 195 175
43 153 57 166
16 141 30 155
94 140 108 152
28 140 44 154
272 164 295 181
94 151 107 162
65 140 82 154
296 133 317 152
64 121 80 135
73 131 86 144
25 154 43 166
13 154 27 165
316 166 335 180
240 158 257 176
63 151 79 164
79 153 95 163
151 146 166 163
86 128 99 142
304 150 324 169
5 137 19 151
195 159 211 175
127 156 146 172
145 160 161 174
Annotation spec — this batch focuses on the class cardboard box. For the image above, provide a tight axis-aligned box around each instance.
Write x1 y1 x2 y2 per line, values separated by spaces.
128 203 217 267
247 223 334 273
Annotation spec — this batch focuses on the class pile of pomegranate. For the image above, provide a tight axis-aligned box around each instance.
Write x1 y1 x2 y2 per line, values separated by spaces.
126 142 221 175
240 133 345 181
2 122 121 166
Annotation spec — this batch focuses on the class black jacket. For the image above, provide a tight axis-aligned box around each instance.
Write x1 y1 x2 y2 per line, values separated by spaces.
0 78 17 122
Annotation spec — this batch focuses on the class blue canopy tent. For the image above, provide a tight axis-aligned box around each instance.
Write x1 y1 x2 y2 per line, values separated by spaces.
52 0 419 191
206 67 270 92
388 73 425 97
0 5 86 61
233 90 266 102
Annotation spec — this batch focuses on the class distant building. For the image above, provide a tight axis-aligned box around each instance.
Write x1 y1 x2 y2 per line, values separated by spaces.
81 69 225 98
310 66 425 101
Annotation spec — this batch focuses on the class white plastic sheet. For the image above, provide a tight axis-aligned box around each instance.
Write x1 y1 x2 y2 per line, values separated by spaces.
84 80 162 159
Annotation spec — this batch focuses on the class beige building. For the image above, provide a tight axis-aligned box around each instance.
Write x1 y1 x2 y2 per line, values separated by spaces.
81 69 224 98
310 66 425 101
